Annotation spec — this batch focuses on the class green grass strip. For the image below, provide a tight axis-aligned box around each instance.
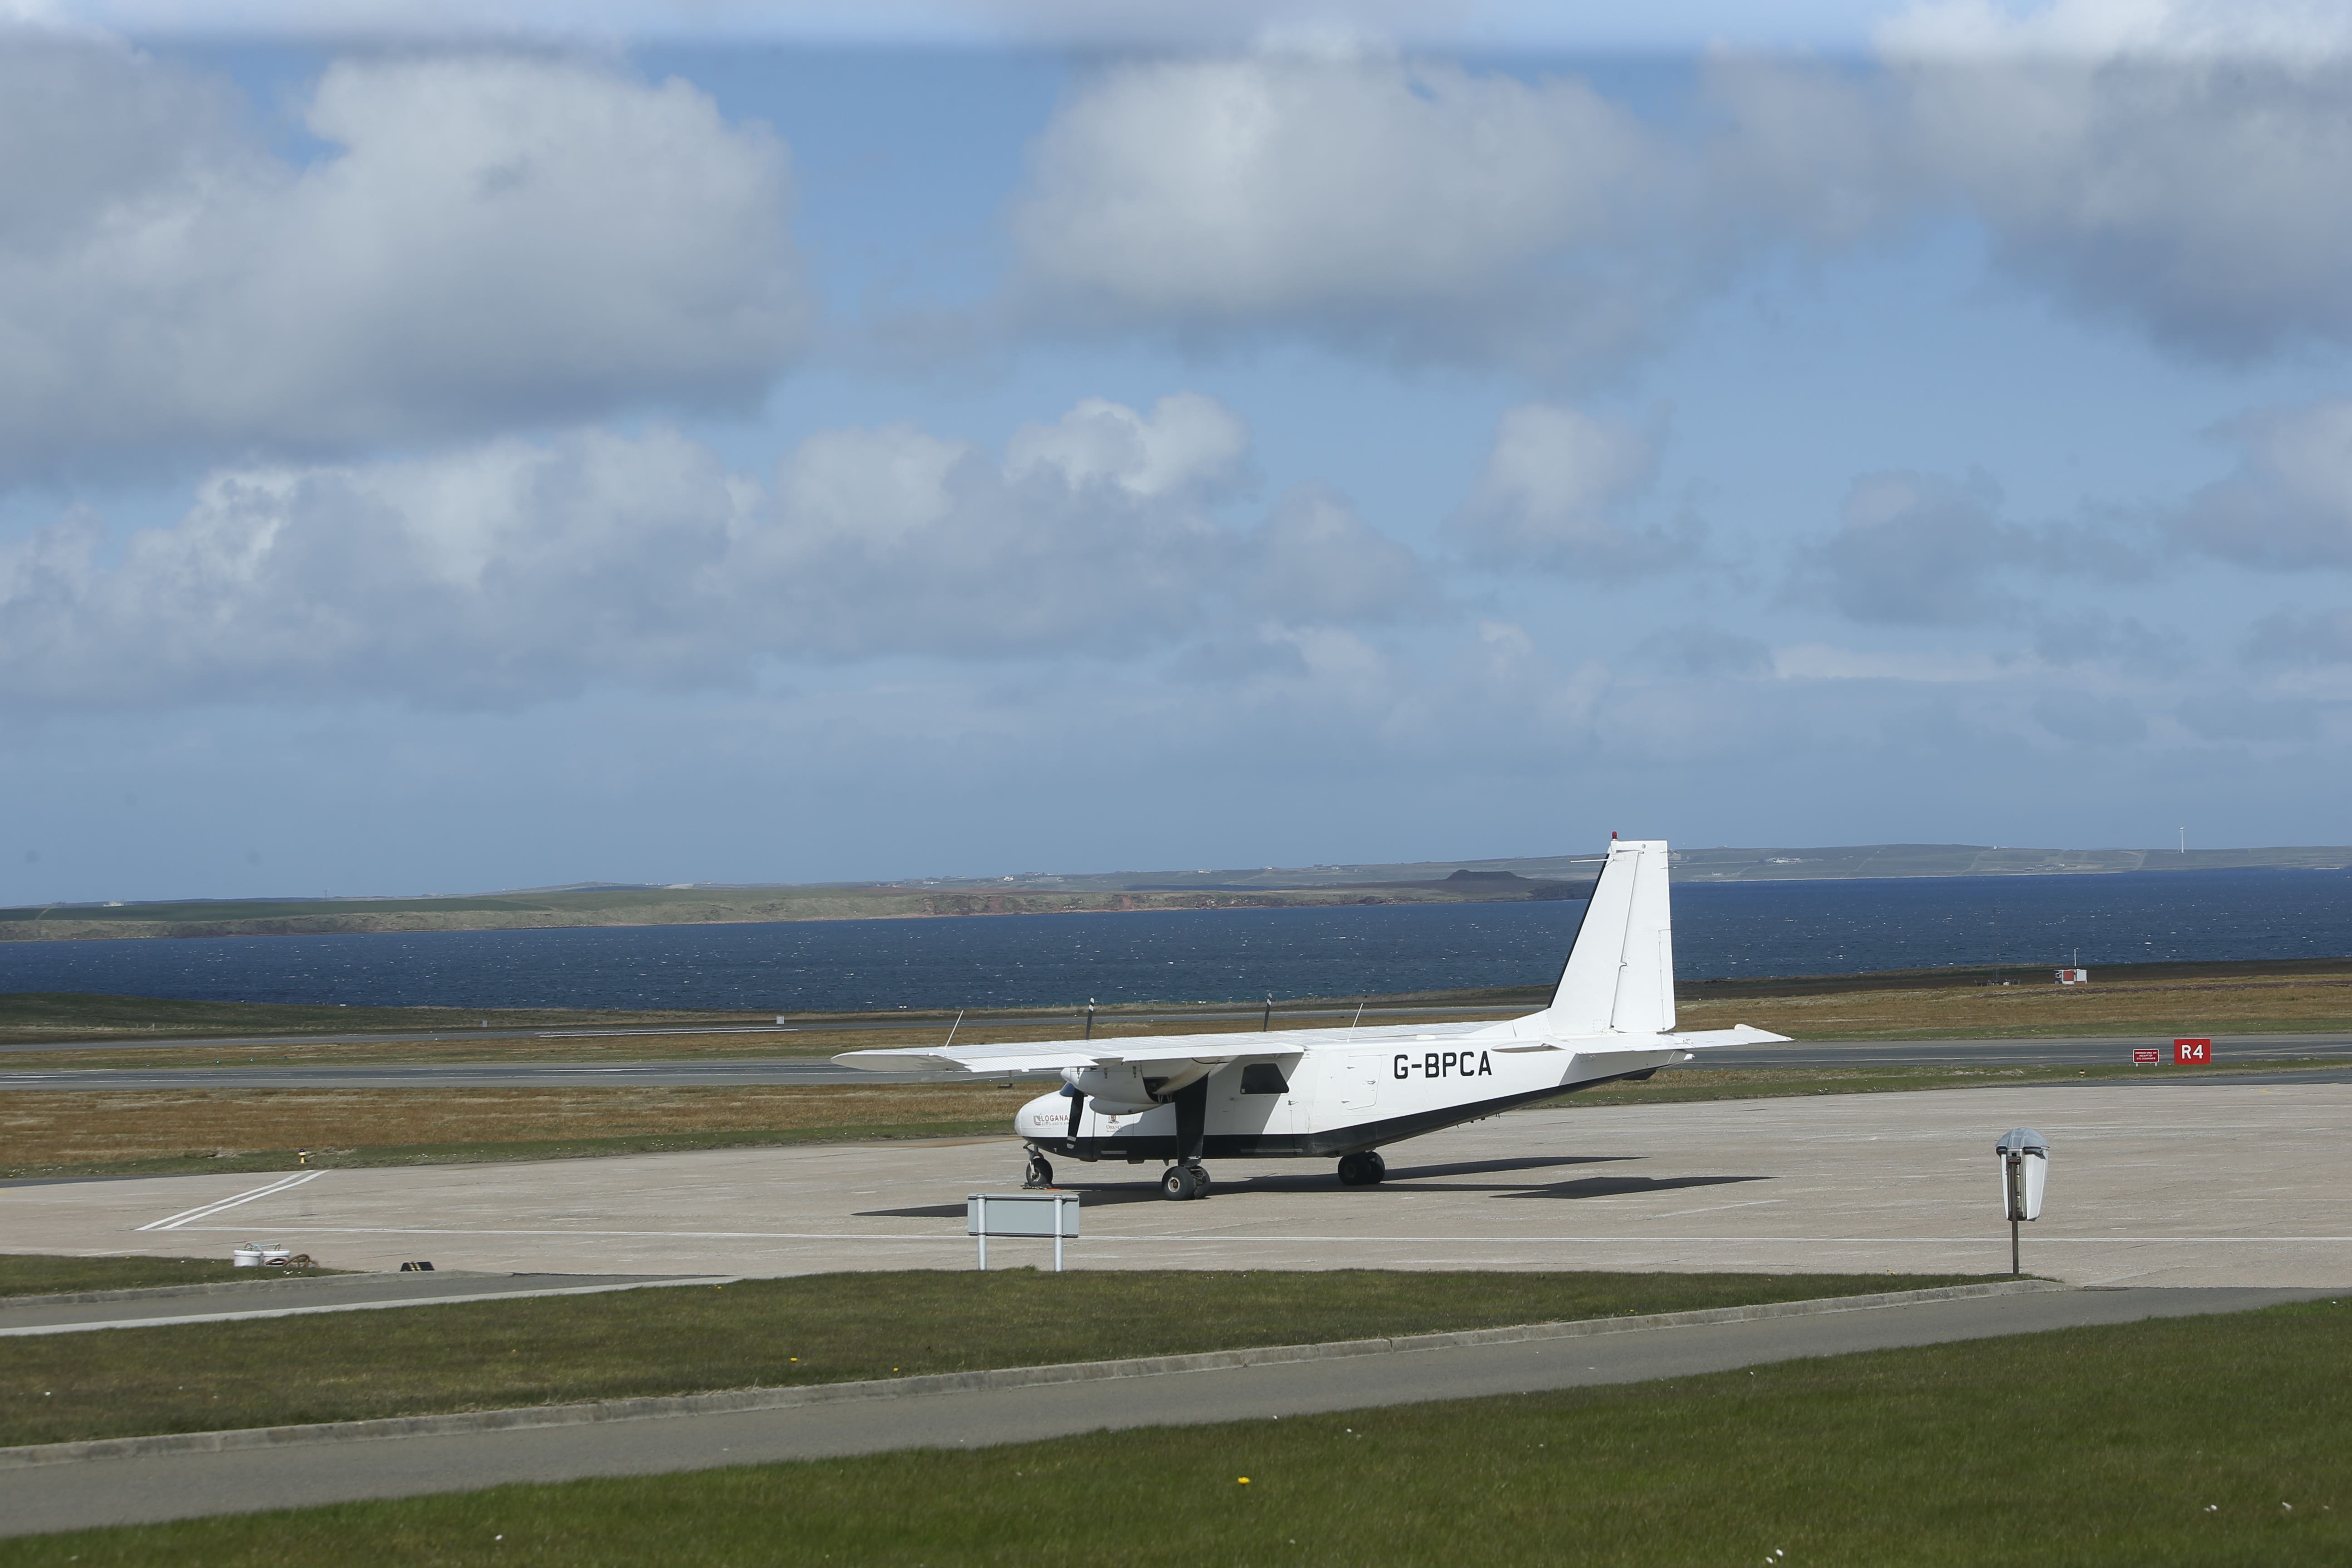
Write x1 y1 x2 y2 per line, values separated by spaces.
0 1269 1991 1450
0 1257 339 1300
9 1298 2345 1565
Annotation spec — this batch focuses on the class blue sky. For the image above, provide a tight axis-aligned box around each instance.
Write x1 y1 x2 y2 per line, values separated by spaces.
3 1 2351 902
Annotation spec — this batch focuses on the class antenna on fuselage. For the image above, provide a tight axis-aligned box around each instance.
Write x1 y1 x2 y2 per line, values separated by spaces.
944 1009 964 1049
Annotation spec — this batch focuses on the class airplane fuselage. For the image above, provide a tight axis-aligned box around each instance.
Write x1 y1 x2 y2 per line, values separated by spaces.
1014 1038 1686 1163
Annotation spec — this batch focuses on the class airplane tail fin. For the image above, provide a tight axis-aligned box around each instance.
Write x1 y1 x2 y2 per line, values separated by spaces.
1546 838 1675 1036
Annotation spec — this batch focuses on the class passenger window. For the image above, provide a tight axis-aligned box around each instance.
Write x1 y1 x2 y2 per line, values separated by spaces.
1240 1063 1288 1095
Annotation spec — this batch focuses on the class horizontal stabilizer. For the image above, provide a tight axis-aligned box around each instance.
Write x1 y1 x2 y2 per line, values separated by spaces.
1670 1025 1793 1048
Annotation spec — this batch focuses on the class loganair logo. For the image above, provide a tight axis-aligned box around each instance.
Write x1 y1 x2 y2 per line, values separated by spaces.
1395 1050 1494 1080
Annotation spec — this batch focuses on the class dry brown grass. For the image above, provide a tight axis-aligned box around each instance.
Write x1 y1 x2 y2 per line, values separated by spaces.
0 1084 1034 1174
1679 973 2352 1038
20 971 2352 1075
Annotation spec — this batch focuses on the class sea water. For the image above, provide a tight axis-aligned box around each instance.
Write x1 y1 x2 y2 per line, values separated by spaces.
0 867 2345 1013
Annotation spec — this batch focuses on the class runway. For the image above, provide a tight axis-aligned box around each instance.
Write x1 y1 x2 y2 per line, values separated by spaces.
4 1031 2347 1089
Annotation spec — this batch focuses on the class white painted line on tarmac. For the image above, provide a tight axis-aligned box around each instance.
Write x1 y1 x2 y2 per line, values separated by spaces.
141 1223 2352 1245
164 1226 972 1241
0 1276 742 1338
133 1171 322 1233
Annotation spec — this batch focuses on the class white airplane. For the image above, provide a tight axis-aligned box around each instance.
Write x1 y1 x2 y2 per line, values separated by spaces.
834 838 1789 1200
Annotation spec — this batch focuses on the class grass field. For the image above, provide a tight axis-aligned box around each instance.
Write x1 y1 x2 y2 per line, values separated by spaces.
0 1269 1992 1449
1675 961 2352 1039
0 991 776 1048
10 960 2352 1069
0 1255 339 1299
5 1297 2342 1564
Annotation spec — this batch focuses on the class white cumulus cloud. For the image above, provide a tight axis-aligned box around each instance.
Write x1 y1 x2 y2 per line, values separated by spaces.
1008 51 1695 374
1002 16 2352 373
1445 406 1685 574
0 40 808 478
0 394 1439 709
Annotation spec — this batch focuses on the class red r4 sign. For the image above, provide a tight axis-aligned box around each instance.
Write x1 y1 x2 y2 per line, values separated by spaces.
2175 1038 2212 1065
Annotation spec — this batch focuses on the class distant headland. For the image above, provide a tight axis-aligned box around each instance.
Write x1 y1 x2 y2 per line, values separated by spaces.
4 843 2345 944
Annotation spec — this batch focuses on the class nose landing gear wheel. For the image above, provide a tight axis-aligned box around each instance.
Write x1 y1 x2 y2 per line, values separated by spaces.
1024 1152 1054 1189
1161 1164 1205 1200
1336 1151 1387 1186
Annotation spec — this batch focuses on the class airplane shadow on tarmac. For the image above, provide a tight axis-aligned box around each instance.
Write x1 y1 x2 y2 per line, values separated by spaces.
856 1159 1767 1218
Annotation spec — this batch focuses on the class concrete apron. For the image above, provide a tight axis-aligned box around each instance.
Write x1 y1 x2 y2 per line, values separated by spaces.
5 1079 2350 1288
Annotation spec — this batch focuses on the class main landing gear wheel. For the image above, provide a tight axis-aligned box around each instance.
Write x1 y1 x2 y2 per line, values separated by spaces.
1024 1152 1054 1189
1336 1151 1387 1187
1161 1164 1206 1201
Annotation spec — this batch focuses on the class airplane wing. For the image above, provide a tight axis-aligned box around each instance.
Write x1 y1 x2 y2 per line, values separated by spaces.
832 1018 1786 1075
832 1020 1494 1075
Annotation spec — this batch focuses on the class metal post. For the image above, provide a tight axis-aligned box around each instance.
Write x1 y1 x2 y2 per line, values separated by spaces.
975 1195 986 1271
1054 1203 1064 1273
2003 1152 2022 1275
1085 1000 1095 1041
1262 994 1272 1032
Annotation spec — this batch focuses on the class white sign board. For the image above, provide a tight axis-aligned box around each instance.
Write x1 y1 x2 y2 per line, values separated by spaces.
967 1192 1080 1271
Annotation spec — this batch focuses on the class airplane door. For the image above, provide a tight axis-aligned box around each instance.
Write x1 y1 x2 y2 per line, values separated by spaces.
1334 1055 1379 1112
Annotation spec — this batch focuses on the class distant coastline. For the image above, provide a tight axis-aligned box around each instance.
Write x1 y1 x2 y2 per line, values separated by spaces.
4 844 2346 945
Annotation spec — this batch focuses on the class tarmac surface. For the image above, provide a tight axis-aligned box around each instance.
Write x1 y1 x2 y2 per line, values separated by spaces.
5 1031 2349 1089
0 1282 2328 1537
6 1078 2349 1287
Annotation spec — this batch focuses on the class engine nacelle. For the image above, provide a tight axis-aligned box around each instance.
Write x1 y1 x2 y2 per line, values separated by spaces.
1060 1060 1210 1113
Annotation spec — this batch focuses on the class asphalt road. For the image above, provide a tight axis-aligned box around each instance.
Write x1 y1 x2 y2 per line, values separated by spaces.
0 1284 2325 1537
4 1033 2348 1090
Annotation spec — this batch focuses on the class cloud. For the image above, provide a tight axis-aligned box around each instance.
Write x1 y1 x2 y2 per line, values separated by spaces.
1004 392 1250 500
1879 0 2352 63
2246 607 2352 665
1445 405 1690 573
1788 471 2031 625
2174 692 2318 741
15 2 1914 52
1861 2 2352 358
995 13 2352 374
2177 401 2352 568
1788 470 2145 626
1007 52 1702 375
0 394 1439 709
2032 691 2148 746
0 41 808 478
1634 625 1773 678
